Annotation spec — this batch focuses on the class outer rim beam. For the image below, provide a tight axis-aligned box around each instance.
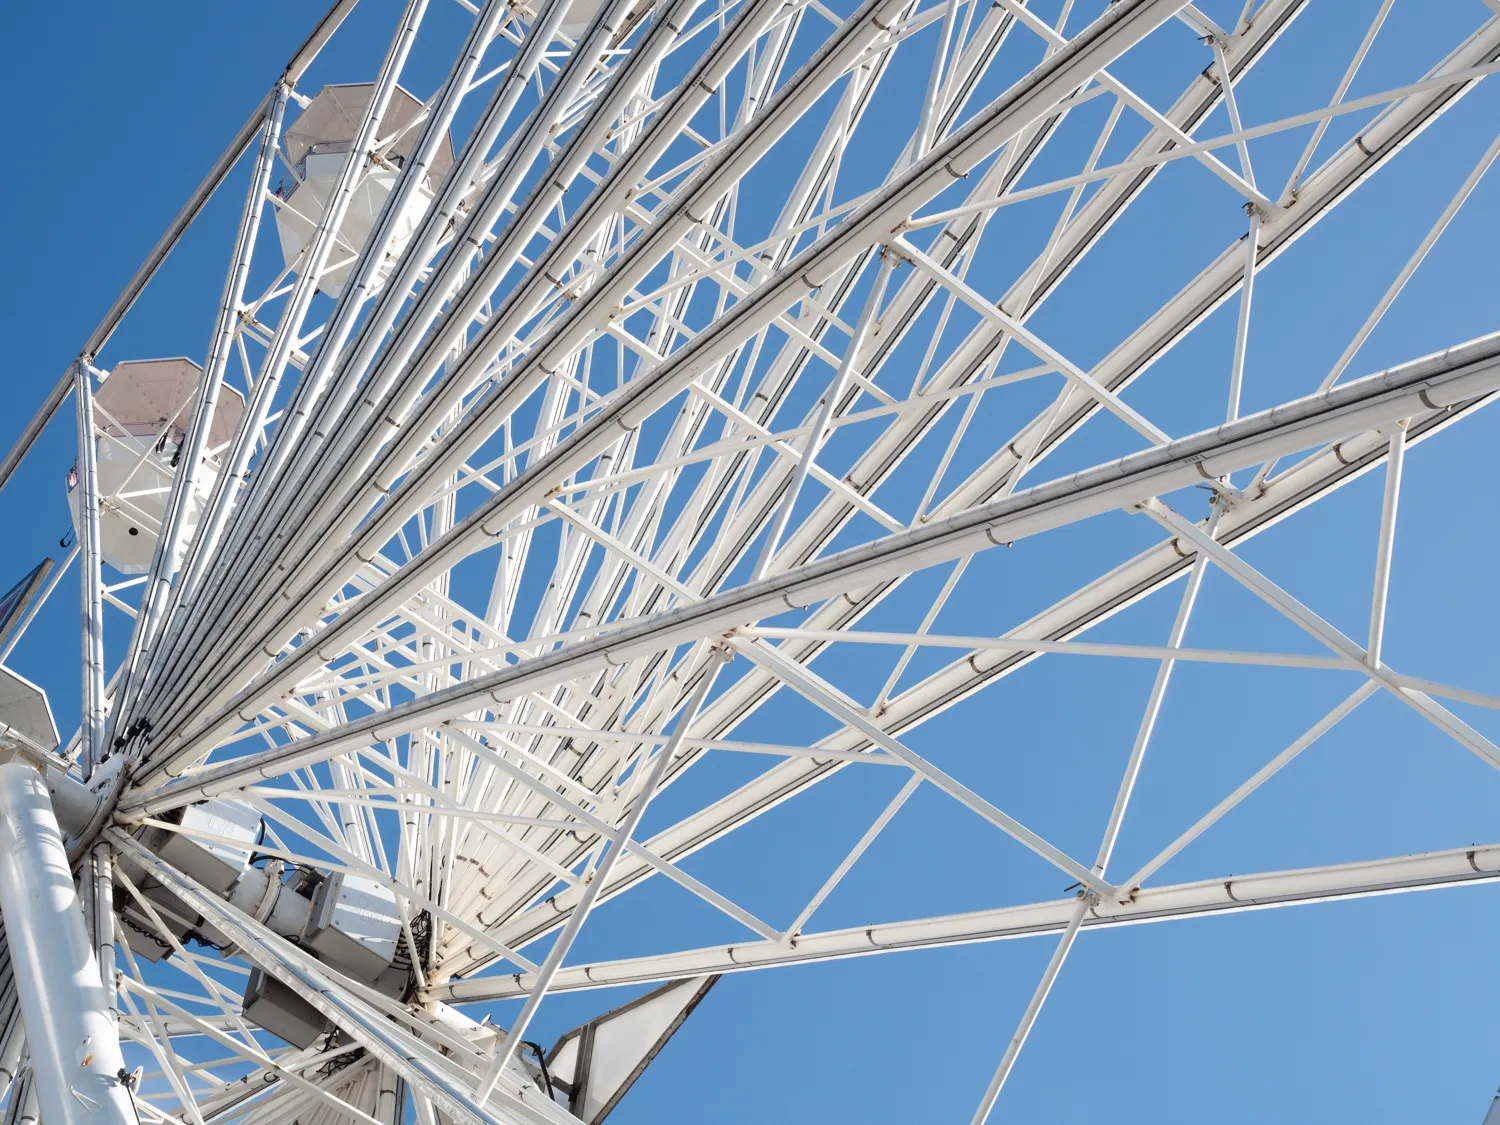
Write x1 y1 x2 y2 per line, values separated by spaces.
435 841 1500 1001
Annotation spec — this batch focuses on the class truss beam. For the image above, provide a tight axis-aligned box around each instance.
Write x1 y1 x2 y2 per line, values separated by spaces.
438 841 1500 1000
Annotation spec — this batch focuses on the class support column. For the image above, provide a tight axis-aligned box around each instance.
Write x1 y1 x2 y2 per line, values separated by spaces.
0 763 134 1125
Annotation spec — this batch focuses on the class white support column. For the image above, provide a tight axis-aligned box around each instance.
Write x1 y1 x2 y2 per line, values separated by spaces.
0 1026 21 1102
375 1065 404 1125
0 763 135 1125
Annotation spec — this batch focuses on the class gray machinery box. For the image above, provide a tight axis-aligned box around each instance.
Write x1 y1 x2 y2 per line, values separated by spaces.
242 968 327 1049
303 871 401 982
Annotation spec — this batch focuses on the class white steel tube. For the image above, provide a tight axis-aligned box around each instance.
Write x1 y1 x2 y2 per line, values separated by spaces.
969 898 1088 1125
1319 125 1500 392
1211 39 1256 187
1092 507 1217 878
72 366 106 775
1226 209 1259 426
438 839 1500 1000
0 1012 23 1104
0 764 135 1125
786 772 921 937
1367 424 1405 665
375 1065 402 1125
1277 0 1394 202
88 844 116 1018
914 0 961 159
4 1072 38 1125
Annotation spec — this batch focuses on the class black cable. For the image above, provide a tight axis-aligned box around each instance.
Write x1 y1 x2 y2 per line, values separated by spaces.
521 1042 555 1099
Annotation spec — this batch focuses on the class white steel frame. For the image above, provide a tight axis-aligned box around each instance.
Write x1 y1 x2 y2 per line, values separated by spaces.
4 0 1500 1122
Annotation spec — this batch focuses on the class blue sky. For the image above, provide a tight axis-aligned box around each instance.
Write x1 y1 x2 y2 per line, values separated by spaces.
5 2 1500 1122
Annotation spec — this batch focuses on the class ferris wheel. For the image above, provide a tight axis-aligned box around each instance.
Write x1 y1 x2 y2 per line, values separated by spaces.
3 0 1500 1122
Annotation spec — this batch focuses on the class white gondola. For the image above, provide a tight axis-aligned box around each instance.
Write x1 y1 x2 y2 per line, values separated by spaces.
273 83 454 299
559 0 607 36
67 359 244 574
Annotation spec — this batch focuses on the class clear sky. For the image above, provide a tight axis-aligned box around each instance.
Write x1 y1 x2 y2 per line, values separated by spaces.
4 2 1500 1123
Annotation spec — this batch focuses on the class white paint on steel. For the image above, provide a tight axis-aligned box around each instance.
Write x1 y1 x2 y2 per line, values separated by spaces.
0 764 134 1125
5 0 1500 1122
